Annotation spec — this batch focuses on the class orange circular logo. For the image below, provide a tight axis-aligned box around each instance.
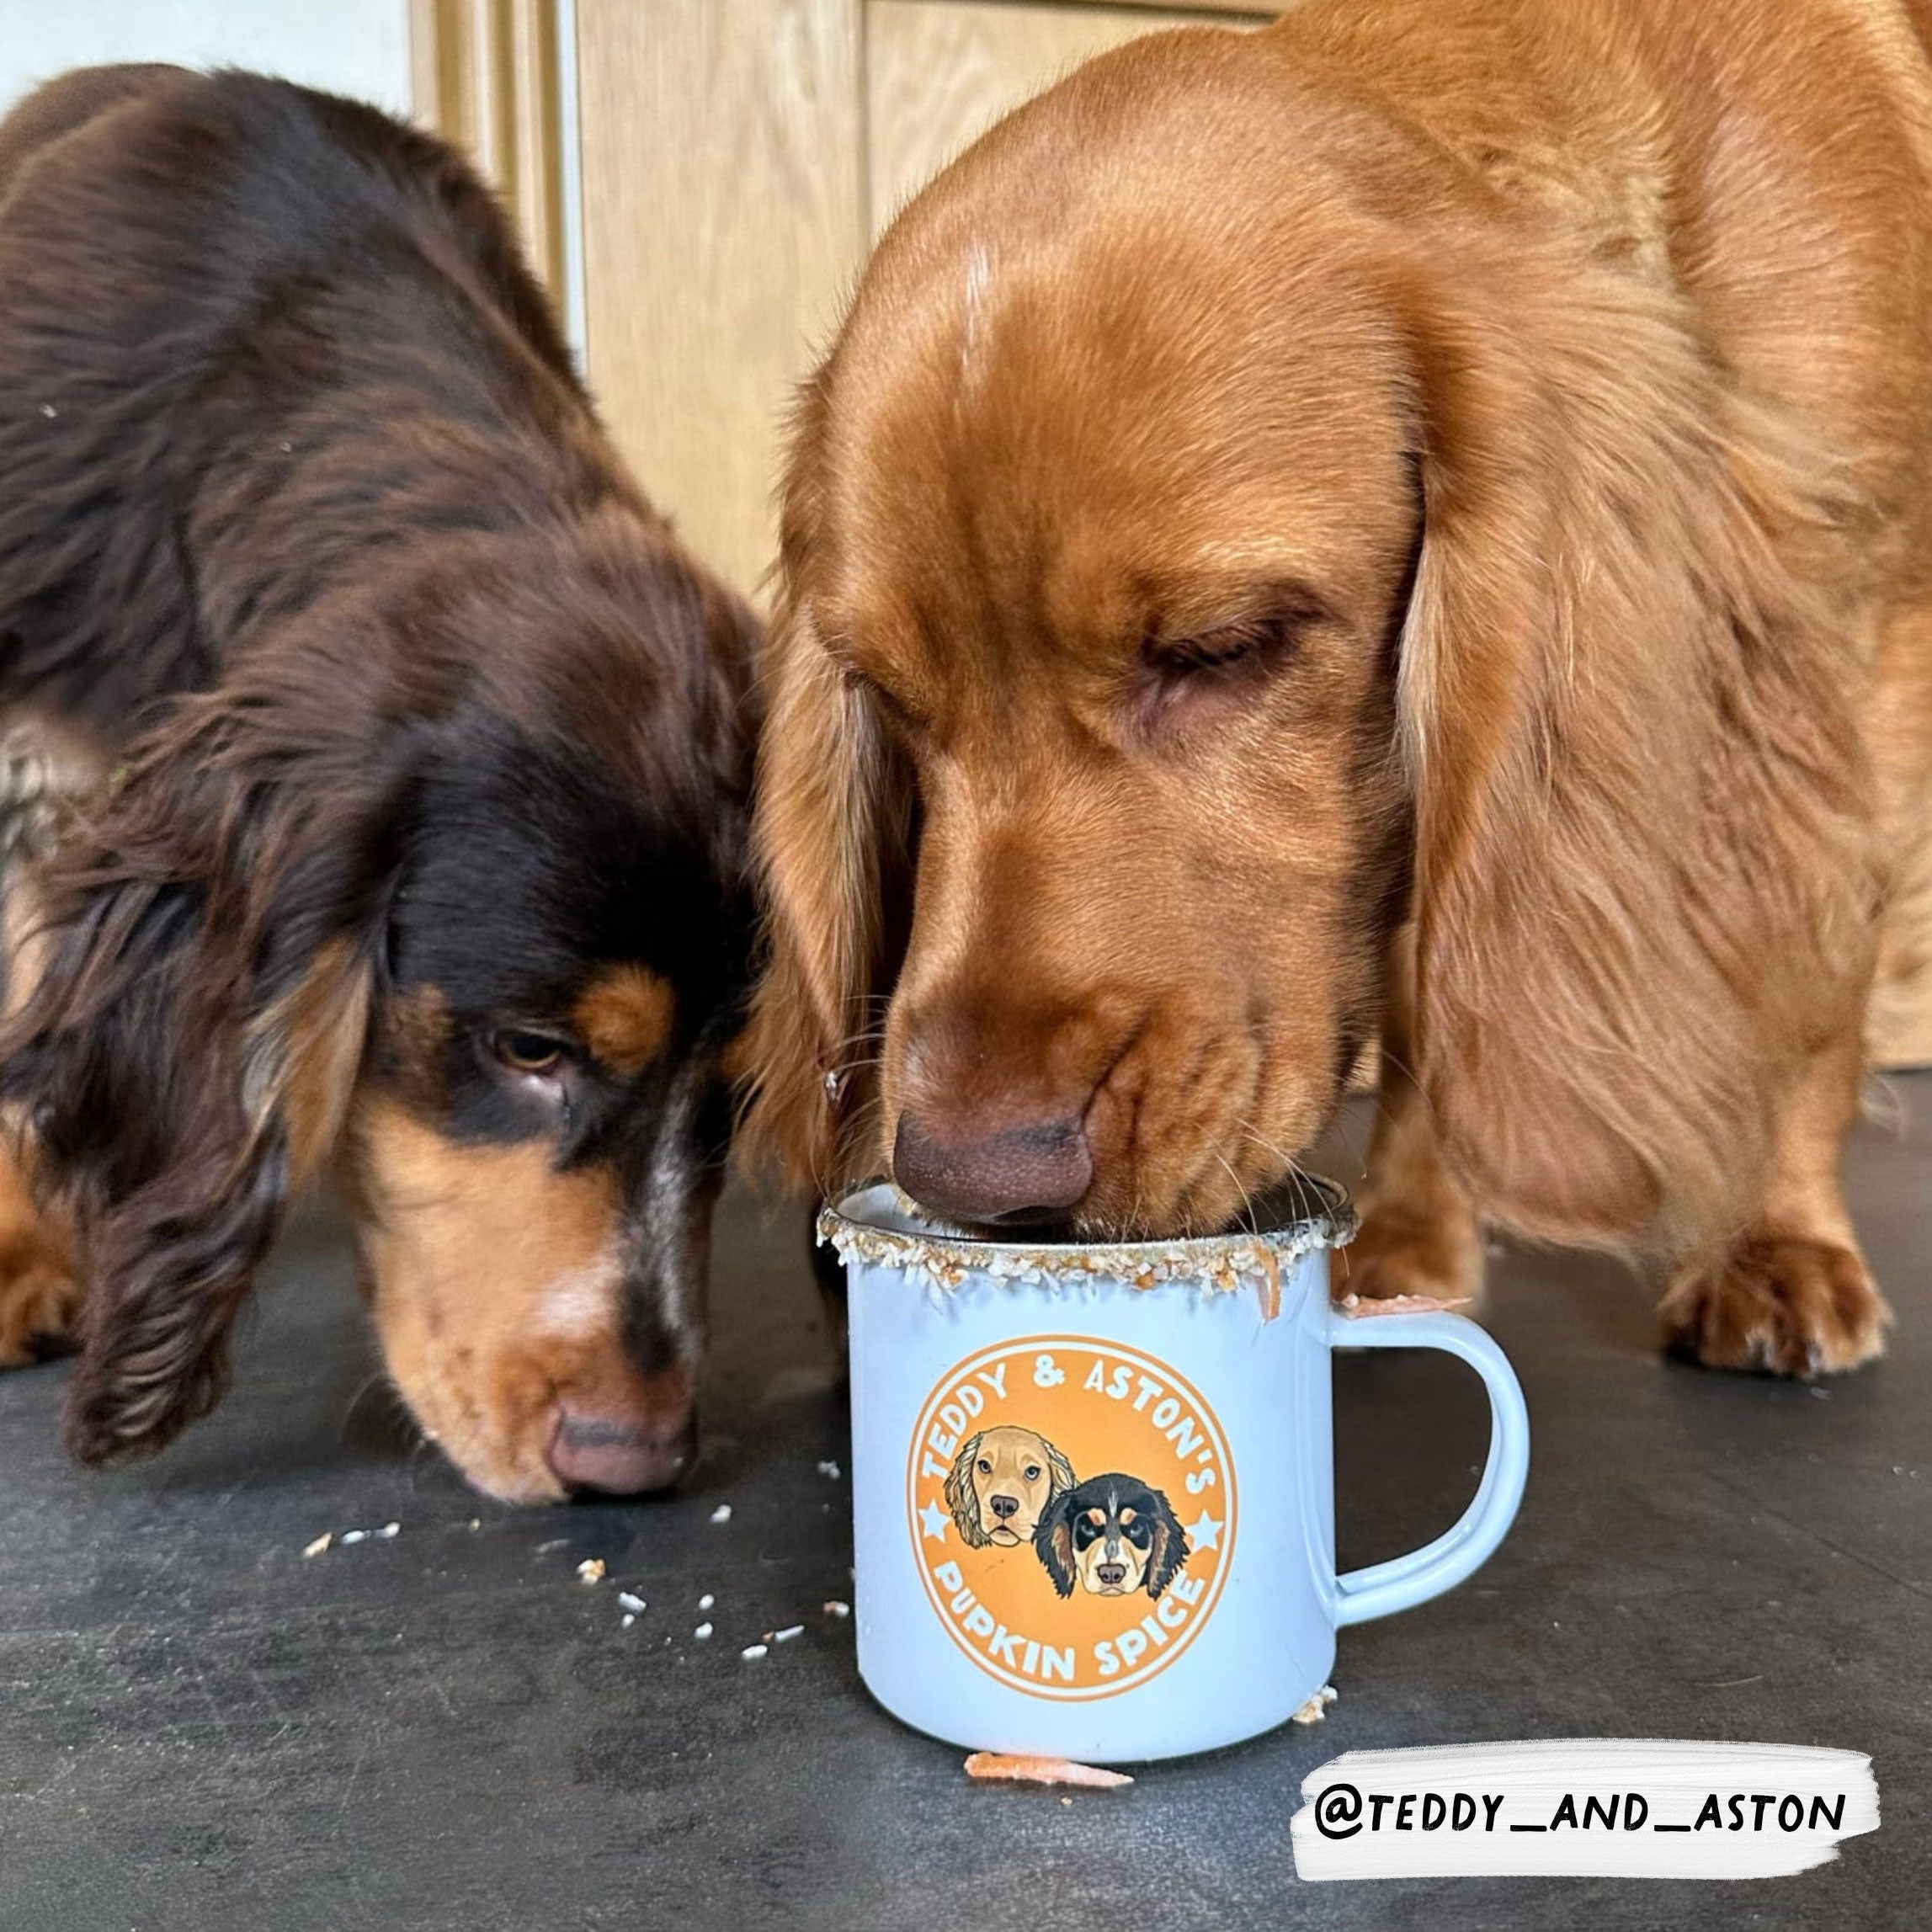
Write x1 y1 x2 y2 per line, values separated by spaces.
906 1335 1235 1700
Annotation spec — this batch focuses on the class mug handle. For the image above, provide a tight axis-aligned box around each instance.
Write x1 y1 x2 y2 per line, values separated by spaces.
1324 1306 1530 1626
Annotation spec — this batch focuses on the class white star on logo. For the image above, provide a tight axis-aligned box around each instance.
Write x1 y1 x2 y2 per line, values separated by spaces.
1186 1510 1222 1552
919 1500 950 1542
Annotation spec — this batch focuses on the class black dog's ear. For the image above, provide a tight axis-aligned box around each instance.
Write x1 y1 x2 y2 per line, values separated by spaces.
1033 1493 1078 1597
0 662 415 1465
1143 1490 1190 1599
943 1431 988 1546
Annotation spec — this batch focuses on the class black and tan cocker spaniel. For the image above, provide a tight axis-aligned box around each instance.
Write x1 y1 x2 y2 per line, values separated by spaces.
0 66 755 1501
1035 1474 1190 1599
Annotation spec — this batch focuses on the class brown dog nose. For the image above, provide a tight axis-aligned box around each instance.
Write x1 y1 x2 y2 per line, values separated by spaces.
546 1406 696 1496
990 1494 1019 1520
892 1112 1092 1224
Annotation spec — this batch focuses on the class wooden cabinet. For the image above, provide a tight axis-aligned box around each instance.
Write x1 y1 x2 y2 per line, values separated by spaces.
572 0 1270 599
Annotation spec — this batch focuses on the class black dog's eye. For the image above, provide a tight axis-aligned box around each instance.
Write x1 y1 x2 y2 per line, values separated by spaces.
1125 1518 1152 1548
492 1029 570 1076
1073 1518 1102 1550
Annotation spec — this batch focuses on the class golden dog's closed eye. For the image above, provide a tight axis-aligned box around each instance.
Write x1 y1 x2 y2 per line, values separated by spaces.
1156 621 1278 670
1138 603 1314 737
1145 583 1328 679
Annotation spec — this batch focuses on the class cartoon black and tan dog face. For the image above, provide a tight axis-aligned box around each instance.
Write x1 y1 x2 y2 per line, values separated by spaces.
943 1425 1075 1546
1035 1474 1190 1599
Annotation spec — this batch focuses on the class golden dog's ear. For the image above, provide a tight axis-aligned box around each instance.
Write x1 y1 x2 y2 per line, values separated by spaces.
943 1431 988 1546
1388 234 1872 1249
1044 1439 1077 1498
740 368 917 1193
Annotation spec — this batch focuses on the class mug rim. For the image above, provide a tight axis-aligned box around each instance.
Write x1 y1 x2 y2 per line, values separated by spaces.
817 1173 1356 1295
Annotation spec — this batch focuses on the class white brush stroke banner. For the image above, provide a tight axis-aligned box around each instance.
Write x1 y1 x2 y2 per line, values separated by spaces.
1291 1739 1878 1881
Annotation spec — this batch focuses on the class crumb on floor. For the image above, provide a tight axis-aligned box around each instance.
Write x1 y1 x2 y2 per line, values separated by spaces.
964 1753 1133 1790
1291 1685 1339 1724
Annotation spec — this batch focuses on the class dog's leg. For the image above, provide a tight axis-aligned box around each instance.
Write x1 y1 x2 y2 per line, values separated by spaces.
1658 1028 1890 1375
1333 924 1485 1305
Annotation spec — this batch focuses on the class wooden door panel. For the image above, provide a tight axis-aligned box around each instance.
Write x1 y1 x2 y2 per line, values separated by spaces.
866 1 1265 238
574 0 865 594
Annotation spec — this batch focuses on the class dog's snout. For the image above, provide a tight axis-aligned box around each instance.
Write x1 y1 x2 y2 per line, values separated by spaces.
546 1403 696 1496
1096 1562 1127 1586
892 1111 1092 1224
989 1493 1019 1520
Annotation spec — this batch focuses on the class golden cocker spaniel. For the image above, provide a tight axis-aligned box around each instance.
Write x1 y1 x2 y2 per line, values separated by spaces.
746 0 1932 1377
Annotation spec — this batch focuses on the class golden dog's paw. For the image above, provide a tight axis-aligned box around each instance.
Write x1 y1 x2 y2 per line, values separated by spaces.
1658 1236 1891 1377
1332 1195 1485 1307
0 1238 83 1368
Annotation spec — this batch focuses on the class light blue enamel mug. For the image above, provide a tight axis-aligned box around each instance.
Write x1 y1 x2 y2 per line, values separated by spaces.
820 1178 1529 1763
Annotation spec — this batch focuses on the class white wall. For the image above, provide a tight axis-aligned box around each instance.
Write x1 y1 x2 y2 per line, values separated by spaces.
0 0 412 120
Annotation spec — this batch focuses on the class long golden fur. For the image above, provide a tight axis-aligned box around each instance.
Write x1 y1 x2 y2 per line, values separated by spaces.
744 0 1932 1376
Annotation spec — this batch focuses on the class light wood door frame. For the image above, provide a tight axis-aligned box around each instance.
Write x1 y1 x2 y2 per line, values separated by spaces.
409 0 566 300
575 0 869 598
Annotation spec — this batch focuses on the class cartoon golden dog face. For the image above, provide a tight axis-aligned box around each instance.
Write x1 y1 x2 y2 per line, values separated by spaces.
1035 1474 1190 1599
943 1425 1075 1546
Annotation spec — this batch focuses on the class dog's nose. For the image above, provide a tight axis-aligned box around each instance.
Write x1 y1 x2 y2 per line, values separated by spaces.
1097 1562 1126 1586
990 1493 1019 1520
892 1111 1092 1224
546 1405 696 1496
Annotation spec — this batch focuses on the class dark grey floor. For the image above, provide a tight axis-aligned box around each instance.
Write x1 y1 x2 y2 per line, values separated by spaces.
0 1083 1926 1932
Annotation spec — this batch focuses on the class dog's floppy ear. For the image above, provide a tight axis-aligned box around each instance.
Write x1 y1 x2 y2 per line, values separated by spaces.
1033 1491 1079 1598
1386 232 1871 1248
0 651 416 1463
1142 1488 1190 1599
739 365 918 1193
943 1431 989 1546
1044 1437 1076 1500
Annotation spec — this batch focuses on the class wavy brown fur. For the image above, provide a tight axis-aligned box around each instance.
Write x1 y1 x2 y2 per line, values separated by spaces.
0 67 754 1473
